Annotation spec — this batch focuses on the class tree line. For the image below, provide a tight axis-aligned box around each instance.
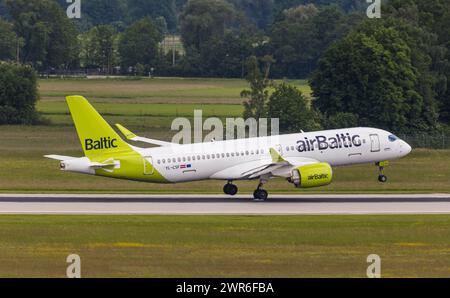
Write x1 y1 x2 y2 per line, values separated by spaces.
0 0 449 135
0 0 366 76
242 0 450 135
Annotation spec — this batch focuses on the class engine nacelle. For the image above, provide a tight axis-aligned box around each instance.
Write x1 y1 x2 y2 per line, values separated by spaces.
289 163 333 188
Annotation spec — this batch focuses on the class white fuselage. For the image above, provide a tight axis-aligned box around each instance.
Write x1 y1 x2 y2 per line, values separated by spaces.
135 127 411 183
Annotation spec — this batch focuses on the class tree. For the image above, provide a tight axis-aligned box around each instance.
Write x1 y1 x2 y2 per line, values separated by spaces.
180 0 236 51
0 62 39 124
118 17 163 72
80 25 118 73
6 0 79 70
311 20 437 133
323 112 358 129
270 4 363 78
227 0 275 29
267 82 321 133
273 0 366 15
180 0 259 77
241 55 275 120
55 0 128 30
0 18 18 61
384 0 450 125
128 0 178 32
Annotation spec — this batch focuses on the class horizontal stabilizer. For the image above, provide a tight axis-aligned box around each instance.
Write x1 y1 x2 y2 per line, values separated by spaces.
44 155 77 161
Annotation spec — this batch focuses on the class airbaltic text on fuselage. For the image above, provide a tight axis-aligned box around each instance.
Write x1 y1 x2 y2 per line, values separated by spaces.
297 133 362 152
85 137 118 150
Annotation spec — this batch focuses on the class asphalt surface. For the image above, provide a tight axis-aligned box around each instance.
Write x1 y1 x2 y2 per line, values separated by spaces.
1 194 450 215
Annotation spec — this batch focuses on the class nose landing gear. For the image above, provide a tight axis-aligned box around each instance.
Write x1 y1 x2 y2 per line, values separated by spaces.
376 161 389 183
378 174 387 183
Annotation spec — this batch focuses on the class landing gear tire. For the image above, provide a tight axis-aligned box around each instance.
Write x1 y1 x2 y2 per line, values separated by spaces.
223 183 238 196
378 175 387 183
376 161 389 183
253 189 268 201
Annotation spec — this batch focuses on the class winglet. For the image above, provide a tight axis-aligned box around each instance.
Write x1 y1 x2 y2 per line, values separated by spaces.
115 123 180 147
115 123 137 140
269 148 285 163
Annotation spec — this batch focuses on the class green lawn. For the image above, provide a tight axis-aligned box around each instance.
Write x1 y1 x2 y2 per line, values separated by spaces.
1 78 449 278
1 125 450 193
0 77 449 193
37 101 244 128
37 77 308 129
38 77 311 104
0 215 449 277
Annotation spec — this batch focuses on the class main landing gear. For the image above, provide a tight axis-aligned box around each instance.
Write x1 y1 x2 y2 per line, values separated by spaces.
376 161 389 183
224 178 269 201
253 178 269 202
223 181 238 196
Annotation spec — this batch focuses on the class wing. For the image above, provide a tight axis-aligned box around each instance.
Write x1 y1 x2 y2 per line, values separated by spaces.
115 124 180 147
210 148 319 180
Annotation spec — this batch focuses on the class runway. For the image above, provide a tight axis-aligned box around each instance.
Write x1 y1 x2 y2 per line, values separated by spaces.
1 194 450 215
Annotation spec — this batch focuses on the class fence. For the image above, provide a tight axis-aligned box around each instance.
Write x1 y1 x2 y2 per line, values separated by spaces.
399 134 450 149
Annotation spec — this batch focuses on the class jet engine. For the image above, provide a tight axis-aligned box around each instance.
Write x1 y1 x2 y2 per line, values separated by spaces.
289 163 333 188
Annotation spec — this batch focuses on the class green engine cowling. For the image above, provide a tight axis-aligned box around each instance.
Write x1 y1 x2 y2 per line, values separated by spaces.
290 163 333 188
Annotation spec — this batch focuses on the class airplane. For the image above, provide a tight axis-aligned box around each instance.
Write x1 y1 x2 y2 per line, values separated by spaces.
45 96 412 201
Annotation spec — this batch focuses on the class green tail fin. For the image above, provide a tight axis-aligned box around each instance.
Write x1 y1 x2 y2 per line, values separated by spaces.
66 96 132 158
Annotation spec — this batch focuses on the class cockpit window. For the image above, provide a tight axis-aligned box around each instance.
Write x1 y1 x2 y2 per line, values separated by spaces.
388 135 398 142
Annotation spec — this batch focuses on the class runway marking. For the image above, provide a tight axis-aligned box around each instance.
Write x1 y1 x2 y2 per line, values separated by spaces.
0 194 450 215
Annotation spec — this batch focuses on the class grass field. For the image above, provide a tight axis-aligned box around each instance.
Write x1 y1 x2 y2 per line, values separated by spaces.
37 78 308 129
0 214 449 277
0 77 449 193
0 124 449 193
1 78 449 279
39 77 311 104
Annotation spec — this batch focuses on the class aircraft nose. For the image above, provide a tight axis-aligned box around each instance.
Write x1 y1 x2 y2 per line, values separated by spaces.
402 141 412 155
406 142 412 154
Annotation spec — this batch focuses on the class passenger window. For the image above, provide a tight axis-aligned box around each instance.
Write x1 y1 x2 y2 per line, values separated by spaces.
157 160 161 164
162 159 166 164
286 146 289 151
291 146 294 151
216 153 220 158
207 154 210 159
183 157 186 162
177 157 181 162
